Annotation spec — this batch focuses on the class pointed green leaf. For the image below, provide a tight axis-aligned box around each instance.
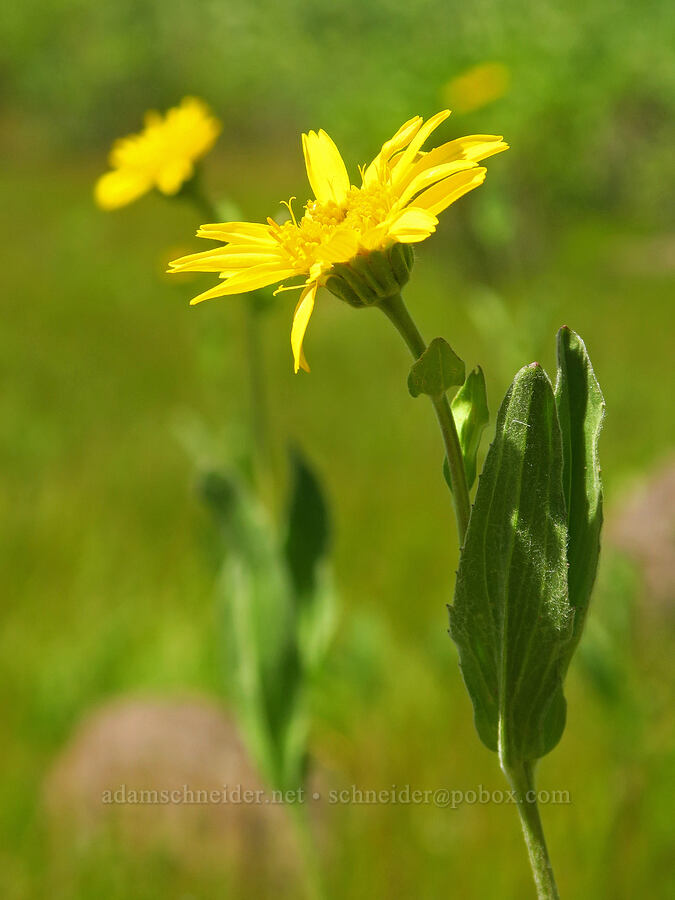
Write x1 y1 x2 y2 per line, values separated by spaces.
283 446 337 675
444 366 489 490
449 364 572 766
283 446 331 602
407 337 465 398
555 327 605 673
203 469 305 792
220 543 305 792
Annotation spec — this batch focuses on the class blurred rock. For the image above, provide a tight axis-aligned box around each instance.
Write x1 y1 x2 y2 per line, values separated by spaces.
43 695 305 887
608 457 675 610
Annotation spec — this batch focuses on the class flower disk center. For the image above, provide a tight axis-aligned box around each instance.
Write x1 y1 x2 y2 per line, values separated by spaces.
273 183 395 266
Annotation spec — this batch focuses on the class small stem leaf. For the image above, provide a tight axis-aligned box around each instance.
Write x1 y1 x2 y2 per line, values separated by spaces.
449 364 572 765
555 327 605 674
447 365 490 491
379 295 471 538
407 337 465 398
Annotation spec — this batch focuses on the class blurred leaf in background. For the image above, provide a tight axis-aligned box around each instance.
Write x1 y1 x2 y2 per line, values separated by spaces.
200 447 336 794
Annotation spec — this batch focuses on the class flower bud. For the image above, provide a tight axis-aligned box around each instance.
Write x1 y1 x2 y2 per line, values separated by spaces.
325 242 414 308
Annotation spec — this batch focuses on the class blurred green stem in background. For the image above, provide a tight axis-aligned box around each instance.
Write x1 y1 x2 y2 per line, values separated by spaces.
183 175 272 489
378 292 471 542
289 801 326 900
184 177 329 897
243 290 272 479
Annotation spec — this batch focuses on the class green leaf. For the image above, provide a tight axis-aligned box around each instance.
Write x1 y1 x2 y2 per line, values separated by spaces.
449 364 572 766
283 446 337 674
204 469 306 792
283 446 331 601
202 455 337 791
444 366 489 491
407 337 465 398
555 327 605 673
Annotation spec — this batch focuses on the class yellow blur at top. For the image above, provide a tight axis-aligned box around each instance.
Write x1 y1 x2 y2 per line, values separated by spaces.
95 97 221 210
442 63 511 114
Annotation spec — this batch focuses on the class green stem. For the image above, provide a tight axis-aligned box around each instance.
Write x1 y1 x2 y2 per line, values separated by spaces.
184 178 272 485
502 760 560 900
378 293 471 542
242 295 272 477
181 174 221 226
288 801 325 900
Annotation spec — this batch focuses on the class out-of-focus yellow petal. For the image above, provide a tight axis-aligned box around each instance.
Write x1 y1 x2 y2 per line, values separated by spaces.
94 169 152 210
413 168 487 216
96 96 221 210
291 282 318 373
302 130 350 204
442 63 510 114
143 110 163 129
157 159 194 195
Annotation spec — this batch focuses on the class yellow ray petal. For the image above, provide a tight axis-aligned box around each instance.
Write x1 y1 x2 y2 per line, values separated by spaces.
441 136 508 163
359 222 390 251
189 263 296 304
398 159 478 207
290 282 318 373
387 208 438 243
316 228 361 264
413 168 487 217
398 136 508 190
389 110 451 186
302 130 350 205
169 247 285 273
362 115 423 187
94 169 152 210
196 222 275 243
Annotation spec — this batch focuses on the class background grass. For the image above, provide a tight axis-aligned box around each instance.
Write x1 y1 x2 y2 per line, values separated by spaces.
1 0 674 896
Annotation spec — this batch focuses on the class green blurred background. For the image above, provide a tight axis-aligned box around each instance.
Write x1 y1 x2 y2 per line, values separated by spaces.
2 0 674 897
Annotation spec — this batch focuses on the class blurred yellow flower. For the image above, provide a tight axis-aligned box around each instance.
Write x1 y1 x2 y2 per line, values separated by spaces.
442 63 511 114
170 111 507 372
95 97 221 210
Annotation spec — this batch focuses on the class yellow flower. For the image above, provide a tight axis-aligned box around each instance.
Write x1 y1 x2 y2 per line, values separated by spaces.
95 97 221 210
169 110 507 372
442 63 511 115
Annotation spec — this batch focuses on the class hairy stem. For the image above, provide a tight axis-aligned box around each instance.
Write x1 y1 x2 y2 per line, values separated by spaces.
378 292 471 542
502 760 560 899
